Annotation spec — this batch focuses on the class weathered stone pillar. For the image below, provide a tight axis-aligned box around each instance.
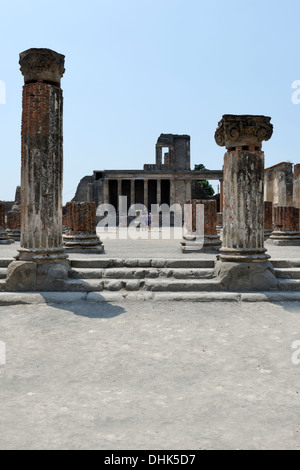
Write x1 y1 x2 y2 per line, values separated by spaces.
157 179 161 206
144 179 148 210
270 206 300 246
181 199 221 253
170 179 175 206
185 180 192 200
103 178 109 204
117 179 122 212
156 145 162 168
63 202 103 253
6 48 69 291
219 179 224 212
264 167 274 202
293 164 300 209
214 114 277 291
0 203 14 245
264 201 273 239
131 179 135 207
216 212 223 237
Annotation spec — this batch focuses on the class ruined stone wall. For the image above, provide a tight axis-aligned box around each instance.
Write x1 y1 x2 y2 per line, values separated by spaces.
72 175 94 202
174 136 190 170
264 162 293 206
174 180 186 207
294 164 300 209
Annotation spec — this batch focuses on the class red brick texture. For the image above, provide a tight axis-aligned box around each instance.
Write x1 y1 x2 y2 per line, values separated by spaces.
7 211 21 230
273 206 300 232
264 201 273 230
0 203 5 230
185 199 217 235
66 202 97 234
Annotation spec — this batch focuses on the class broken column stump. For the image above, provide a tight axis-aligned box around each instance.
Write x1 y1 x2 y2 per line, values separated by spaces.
0 202 14 244
181 199 221 253
6 209 21 242
63 201 104 253
6 48 69 291
214 115 278 291
264 201 273 239
270 206 300 246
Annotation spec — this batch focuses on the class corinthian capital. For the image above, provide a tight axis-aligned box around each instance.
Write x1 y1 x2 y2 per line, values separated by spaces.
215 114 273 148
19 48 65 87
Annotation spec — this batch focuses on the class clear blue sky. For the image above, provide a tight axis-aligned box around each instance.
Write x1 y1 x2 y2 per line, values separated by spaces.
1 0 300 203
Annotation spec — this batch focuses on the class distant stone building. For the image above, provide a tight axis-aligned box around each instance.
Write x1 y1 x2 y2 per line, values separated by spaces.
264 162 300 208
72 134 223 213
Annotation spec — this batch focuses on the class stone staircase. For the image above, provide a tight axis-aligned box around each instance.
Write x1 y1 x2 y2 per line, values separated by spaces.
1 257 300 292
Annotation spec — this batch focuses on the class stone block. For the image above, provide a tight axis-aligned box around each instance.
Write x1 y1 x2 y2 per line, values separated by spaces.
5 261 37 291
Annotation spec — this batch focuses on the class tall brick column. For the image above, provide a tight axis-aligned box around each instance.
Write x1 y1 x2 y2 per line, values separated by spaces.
214 115 277 291
264 201 273 239
63 202 103 253
270 206 300 246
181 199 221 253
6 49 69 291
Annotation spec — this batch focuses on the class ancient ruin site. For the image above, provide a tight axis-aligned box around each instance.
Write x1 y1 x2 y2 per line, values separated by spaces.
1 49 300 299
1 0 300 452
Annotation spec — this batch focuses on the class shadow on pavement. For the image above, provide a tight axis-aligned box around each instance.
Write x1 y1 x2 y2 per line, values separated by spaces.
40 293 127 319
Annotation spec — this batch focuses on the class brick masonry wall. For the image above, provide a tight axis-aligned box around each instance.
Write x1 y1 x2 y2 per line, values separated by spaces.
264 201 273 230
7 211 21 230
273 206 300 232
0 203 5 230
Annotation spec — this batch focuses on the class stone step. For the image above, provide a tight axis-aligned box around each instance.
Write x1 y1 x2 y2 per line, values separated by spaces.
277 279 300 291
69 258 215 269
64 278 221 293
0 268 7 279
274 268 300 279
271 259 300 268
0 259 13 268
68 267 214 280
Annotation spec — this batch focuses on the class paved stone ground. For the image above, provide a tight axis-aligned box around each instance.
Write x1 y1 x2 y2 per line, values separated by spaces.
1 237 300 260
0 300 300 450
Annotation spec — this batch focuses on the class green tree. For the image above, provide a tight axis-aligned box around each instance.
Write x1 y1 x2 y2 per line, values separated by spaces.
194 164 215 196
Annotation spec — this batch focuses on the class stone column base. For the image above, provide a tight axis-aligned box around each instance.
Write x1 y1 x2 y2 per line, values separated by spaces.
5 260 69 291
17 247 68 262
219 247 270 263
6 229 21 242
269 231 300 246
63 234 104 253
215 260 278 291
264 229 273 240
0 230 15 244
181 234 222 253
